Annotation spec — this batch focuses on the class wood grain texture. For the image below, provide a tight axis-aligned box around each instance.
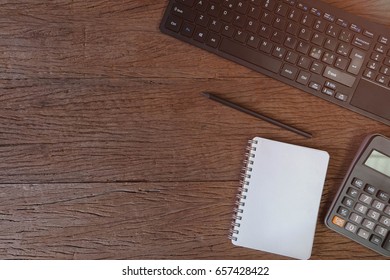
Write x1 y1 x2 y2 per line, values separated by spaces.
0 181 383 259
0 0 389 259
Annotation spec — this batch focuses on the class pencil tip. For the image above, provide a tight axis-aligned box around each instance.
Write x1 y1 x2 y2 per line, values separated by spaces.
201 92 210 98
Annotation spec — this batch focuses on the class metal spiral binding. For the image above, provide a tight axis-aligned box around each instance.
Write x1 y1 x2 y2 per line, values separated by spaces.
228 139 258 242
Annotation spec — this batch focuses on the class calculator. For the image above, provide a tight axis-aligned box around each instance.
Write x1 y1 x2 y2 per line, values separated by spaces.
326 134 390 257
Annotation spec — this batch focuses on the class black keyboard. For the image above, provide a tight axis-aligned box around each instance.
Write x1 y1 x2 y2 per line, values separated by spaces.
160 0 390 126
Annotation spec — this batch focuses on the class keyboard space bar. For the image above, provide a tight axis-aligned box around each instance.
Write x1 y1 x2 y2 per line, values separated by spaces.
219 38 282 74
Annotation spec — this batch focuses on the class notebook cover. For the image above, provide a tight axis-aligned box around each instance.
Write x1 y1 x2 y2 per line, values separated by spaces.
231 137 330 259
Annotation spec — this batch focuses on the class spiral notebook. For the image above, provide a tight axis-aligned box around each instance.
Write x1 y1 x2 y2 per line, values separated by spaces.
229 137 330 259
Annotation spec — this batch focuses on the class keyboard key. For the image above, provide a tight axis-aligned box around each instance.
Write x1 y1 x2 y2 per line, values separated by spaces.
379 35 389 45
285 51 299 64
165 15 182 32
323 66 356 87
178 0 195 7
172 3 197 21
259 40 273 53
339 30 353 43
196 1 207 11
335 57 349 70
375 43 386 53
325 81 337 89
296 71 311 85
281 64 299 80
272 46 286 59
335 92 348 101
180 22 195 37
222 24 235 37
347 48 365 75
284 35 298 49
206 33 221 48
322 87 335 96
247 35 261 49
196 13 210 27
234 30 248 43
363 69 375 79
262 0 276 11
297 41 310 54
352 35 372 50
324 38 338 51
322 52 336 64
210 19 223 32
194 26 208 42
326 24 340 38
377 191 390 201
301 14 314 27
310 61 324 74
219 38 282 73
350 23 362 33
275 3 289 16
309 47 323 59
363 29 374 38
314 19 327 32
312 33 325 46
298 56 312 69
309 81 321 91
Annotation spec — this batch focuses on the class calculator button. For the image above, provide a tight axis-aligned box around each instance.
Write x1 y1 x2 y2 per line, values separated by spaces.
364 184 376 194
337 206 350 217
357 228 370 239
383 233 390 251
355 203 368 214
359 193 373 205
370 234 382 246
352 178 364 188
347 187 359 198
385 206 390 216
372 200 385 211
343 197 354 208
367 209 380 221
350 213 363 224
379 216 390 227
362 219 375 230
374 225 388 237
377 191 390 201
332 215 346 227
345 222 358 233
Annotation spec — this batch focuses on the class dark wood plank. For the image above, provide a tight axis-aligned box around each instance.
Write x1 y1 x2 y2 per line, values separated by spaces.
0 181 383 259
0 0 389 260
0 0 390 79
0 77 387 183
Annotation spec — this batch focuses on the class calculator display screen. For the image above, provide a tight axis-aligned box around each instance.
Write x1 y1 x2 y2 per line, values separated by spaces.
364 150 390 177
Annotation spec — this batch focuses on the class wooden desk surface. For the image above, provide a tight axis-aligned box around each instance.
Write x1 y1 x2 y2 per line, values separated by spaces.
0 0 389 260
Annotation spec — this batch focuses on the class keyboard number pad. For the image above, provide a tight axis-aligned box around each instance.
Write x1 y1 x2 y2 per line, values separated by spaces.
331 178 390 251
